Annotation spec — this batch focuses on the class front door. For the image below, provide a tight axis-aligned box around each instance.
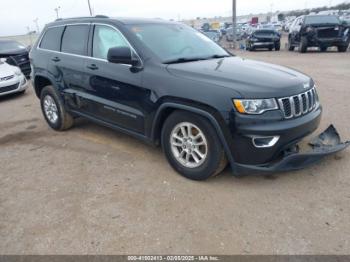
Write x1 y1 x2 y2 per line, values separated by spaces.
81 24 148 134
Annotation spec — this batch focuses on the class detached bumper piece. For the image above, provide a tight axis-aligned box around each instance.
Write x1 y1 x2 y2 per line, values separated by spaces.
235 125 349 174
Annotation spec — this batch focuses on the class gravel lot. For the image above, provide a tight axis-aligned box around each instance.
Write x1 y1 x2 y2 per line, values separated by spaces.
0 48 350 255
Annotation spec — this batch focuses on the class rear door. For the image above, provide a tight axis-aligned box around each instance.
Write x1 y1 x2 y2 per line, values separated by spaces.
35 26 65 83
59 24 91 97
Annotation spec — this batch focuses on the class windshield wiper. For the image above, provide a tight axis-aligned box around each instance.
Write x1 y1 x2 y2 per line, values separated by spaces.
163 57 207 64
163 54 231 64
208 54 231 59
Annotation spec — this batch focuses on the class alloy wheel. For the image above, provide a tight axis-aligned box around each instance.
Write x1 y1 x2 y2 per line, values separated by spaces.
170 122 208 168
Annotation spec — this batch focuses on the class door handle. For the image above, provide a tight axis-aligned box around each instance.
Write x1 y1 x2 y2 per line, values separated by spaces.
51 57 60 62
87 64 99 70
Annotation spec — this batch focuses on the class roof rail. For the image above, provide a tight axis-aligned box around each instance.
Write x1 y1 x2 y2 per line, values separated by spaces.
53 15 109 22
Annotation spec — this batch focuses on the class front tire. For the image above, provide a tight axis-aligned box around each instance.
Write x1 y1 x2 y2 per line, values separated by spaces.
299 37 308 53
17 89 26 95
275 42 281 51
248 44 255 51
40 85 74 131
320 46 328 52
161 111 227 180
337 45 348 52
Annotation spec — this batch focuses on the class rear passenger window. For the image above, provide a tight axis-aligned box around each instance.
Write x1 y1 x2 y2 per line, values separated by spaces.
39 27 64 51
61 25 89 55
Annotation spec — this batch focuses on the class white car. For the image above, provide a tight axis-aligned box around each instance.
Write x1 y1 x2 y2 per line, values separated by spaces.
0 59 28 96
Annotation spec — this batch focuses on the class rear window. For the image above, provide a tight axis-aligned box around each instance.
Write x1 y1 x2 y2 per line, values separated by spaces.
304 16 340 25
61 25 89 55
39 27 64 51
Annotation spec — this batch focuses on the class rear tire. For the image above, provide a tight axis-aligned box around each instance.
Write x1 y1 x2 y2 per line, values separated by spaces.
337 45 348 52
299 37 308 53
161 111 227 180
40 85 74 131
248 45 255 51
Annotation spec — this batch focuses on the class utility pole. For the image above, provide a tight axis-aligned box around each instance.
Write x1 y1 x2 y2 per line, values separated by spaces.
232 0 237 49
33 18 40 34
26 26 33 46
87 0 93 16
54 6 60 19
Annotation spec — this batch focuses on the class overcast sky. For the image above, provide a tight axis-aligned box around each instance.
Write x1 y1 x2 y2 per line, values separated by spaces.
0 0 348 36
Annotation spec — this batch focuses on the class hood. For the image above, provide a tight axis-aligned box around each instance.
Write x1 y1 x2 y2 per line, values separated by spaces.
0 48 28 57
0 62 18 78
166 57 312 98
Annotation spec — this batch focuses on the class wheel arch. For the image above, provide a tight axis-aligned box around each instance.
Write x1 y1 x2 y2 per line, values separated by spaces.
151 102 237 171
33 74 56 98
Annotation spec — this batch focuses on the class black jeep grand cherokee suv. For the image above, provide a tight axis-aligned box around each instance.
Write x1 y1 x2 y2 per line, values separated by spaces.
288 15 350 53
30 16 349 180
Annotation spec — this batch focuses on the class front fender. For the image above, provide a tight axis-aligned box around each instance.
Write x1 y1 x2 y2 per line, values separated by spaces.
151 102 238 172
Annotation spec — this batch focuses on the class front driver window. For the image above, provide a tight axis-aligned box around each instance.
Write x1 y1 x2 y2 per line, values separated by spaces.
93 25 129 60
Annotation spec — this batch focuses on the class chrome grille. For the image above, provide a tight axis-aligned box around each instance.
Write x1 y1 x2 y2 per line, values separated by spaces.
278 87 318 119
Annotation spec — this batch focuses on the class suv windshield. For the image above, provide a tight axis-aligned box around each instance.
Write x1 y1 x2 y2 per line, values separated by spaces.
127 23 229 63
304 15 340 25
0 40 26 52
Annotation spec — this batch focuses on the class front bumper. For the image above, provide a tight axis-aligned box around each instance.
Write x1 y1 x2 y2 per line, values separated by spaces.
0 76 28 96
231 107 322 165
307 35 349 47
252 42 274 47
234 125 349 174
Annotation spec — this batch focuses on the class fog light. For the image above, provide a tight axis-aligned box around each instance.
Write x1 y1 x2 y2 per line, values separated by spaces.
250 136 280 148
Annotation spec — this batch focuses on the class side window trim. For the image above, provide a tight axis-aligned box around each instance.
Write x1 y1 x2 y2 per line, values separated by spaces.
38 23 90 56
59 26 67 52
37 22 143 67
91 23 143 66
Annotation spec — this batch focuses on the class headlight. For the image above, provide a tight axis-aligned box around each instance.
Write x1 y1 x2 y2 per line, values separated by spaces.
233 98 278 114
250 37 258 42
14 67 22 76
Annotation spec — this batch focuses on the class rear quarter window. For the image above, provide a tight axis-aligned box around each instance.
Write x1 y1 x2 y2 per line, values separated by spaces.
61 25 90 55
39 27 65 51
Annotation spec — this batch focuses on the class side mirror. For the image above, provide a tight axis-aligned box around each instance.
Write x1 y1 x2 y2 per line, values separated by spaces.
107 46 138 66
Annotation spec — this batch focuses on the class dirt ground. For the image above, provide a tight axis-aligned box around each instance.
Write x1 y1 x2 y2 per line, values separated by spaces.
0 48 350 255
